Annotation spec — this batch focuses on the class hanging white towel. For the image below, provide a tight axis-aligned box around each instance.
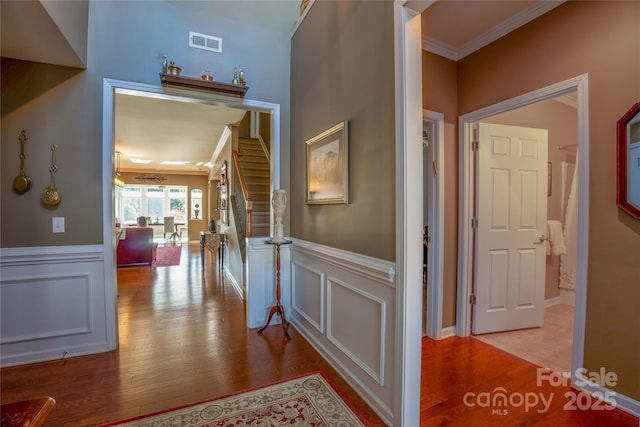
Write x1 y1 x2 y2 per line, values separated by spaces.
546 220 567 256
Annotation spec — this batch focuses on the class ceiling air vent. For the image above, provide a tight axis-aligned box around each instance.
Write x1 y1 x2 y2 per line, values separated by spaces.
189 31 222 53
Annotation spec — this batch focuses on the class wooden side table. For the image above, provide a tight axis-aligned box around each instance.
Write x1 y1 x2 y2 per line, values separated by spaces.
200 231 224 271
257 239 292 339
1 396 56 427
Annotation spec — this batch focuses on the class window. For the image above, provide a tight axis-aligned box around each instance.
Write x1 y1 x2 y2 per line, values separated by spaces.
119 185 187 224
191 189 203 219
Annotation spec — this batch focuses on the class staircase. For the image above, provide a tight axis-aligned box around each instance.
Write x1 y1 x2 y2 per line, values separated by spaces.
235 137 270 237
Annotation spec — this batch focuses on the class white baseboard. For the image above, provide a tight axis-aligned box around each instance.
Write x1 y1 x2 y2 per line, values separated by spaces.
560 288 575 306
440 326 456 339
545 296 561 307
575 375 640 419
224 266 244 300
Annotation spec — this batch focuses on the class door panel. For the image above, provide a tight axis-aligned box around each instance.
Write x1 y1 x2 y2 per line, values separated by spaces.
473 123 548 334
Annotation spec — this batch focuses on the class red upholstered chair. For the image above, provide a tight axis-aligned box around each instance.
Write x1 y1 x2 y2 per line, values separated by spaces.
116 227 157 267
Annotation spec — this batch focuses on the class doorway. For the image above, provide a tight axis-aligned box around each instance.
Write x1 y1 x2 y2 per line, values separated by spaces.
422 110 445 339
456 75 590 381
101 78 281 348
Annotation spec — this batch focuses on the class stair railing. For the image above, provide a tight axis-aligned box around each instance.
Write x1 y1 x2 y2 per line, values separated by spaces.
232 150 253 237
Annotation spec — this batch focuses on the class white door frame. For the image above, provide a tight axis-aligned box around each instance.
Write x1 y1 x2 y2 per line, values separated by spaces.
456 74 590 380
393 2 425 425
423 110 445 339
101 78 281 347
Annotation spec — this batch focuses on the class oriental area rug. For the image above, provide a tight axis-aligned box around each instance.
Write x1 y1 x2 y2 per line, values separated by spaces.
97 372 369 426
152 245 182 267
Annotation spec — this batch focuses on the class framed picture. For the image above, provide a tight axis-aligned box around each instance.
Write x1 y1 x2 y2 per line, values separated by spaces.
306 121 349 204
217 161 228 224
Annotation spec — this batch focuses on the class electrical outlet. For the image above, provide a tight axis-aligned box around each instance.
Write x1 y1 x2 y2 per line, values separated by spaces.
53 217 65 233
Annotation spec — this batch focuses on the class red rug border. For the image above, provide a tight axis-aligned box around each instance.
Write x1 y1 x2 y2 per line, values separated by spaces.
151 244 182 267
94 370 370 426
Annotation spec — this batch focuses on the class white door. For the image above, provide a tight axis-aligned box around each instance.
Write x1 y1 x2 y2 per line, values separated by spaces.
473 123 548 334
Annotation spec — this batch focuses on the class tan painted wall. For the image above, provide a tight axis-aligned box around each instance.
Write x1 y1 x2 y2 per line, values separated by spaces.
421 51 458 327
290 1 396 261
0 1 296 249
457 1 640 399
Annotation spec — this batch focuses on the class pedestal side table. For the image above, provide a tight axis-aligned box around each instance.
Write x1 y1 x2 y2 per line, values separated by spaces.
257 239 292 339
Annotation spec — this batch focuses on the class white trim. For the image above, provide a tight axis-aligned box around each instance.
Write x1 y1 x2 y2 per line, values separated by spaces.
440 326 456 339
422 36 458 61
102 78 281 349
291 238 395 285
574 374 640 418
290 0 315 38
393 3 423 426
456 74 590 395
423 1 565 60
326 276 387 387
422 110 445 340
223 264 244 300
458 1 565 59
0 245 103 266
544 296 561 307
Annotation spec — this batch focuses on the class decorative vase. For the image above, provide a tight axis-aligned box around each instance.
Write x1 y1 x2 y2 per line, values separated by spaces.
272 189 287 242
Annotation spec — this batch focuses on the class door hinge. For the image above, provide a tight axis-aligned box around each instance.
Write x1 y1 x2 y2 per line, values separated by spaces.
472 141 479 151
470 294 476 305
471 218 478 228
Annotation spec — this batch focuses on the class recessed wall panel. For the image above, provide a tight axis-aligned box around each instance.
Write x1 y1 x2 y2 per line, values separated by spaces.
292 262 324 333
517 249 536 307
491 136 511 158
327 278 385 385
1 275 92 342
519 138 539 160
491 169 510 230
488 250 509 310
519 170 538 229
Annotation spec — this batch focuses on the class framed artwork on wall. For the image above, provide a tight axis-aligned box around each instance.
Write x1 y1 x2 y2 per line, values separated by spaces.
217 161 228 225
306 121 349 205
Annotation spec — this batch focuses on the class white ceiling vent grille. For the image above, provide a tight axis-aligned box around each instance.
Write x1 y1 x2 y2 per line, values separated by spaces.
189 31 222 53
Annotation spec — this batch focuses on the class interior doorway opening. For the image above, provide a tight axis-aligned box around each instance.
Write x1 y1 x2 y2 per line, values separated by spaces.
422 110 445 339
469 95 578 373
456 75 590 383
102 78 281 349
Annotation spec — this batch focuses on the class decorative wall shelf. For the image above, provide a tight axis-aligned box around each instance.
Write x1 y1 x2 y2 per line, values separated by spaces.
159 73 249 97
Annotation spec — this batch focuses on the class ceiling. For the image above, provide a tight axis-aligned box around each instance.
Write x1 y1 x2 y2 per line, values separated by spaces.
114 92 247 175
421 0 564 61
2 0 565 176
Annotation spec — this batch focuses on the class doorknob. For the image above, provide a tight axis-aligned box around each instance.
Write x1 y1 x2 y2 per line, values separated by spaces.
537 235 548 243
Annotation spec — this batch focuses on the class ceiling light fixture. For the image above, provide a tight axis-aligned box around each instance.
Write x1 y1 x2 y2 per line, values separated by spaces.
130 158 152 164
160 160 190 165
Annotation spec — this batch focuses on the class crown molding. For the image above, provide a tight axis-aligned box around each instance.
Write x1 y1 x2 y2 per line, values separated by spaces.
422 36 458 61
423 1 565 61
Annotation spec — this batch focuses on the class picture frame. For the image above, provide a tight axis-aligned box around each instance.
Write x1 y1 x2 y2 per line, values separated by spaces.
306 121 349 204
217 161 229 225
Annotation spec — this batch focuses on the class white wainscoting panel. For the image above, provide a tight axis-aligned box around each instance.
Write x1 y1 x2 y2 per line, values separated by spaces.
289 238 396 424
245 238 291 328
291 262 324 333
0 245 113 367
326 277 386 386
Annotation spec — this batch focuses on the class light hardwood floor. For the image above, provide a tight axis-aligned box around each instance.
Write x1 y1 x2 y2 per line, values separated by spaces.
474 304 574 374
1 243 637 426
